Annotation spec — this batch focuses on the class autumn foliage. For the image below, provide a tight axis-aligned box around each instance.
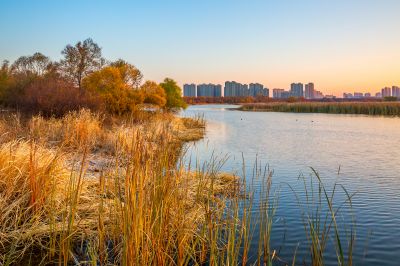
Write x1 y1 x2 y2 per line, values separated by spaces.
0 39 186 115
82 66 143 114
141 81 167 107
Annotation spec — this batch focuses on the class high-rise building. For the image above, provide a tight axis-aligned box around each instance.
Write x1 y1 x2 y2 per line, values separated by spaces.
249 83 269 97
364 93 371 97
197 84 222 97
381 87 391 97
290 83 304 98
273 89 290 99
273 89 284 98
183 84 196 97
264 87 270 97
376 92 382 98
281 91 291 99
354 92 363 98
343 93 353 99
305 83 315 99
215 85 222 97
314 90 324 99
224 81 249 97
392 86 400 98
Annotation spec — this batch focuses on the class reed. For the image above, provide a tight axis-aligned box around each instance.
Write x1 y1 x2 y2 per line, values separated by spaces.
0 109 356 265
288 168 356 266
240 102 400 116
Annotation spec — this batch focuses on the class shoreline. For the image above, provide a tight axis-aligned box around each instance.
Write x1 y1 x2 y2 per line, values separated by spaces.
238 101 400 116
0 109 241 265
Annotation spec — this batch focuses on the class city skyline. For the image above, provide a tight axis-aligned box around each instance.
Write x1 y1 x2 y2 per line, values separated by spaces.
183 81 400 99
1 1 400 96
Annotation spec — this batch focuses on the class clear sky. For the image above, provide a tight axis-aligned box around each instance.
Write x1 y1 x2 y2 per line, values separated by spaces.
1 0 399 96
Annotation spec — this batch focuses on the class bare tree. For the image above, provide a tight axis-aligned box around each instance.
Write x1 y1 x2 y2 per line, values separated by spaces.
29 52 50 76
1 60 10 72
11 56 30 75
11 52 50 76
60 38 104 90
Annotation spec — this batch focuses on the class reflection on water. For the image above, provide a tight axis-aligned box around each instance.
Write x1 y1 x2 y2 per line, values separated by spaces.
181 104 400 266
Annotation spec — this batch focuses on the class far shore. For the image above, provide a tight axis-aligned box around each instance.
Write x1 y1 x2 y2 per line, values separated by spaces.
237 101 400 116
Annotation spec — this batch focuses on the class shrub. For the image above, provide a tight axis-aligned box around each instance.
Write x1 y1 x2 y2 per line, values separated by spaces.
20 75 103 116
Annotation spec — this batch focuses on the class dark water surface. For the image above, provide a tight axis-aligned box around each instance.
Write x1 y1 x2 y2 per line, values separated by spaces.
181 104 400 266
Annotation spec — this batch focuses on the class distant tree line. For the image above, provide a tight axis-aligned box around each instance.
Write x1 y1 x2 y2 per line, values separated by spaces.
0 38 186 116
184 96 273 105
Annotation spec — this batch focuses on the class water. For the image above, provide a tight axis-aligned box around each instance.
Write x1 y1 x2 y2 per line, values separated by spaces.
181 104 400 266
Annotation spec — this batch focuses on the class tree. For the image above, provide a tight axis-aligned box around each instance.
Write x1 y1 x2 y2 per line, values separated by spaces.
82 66 144 114
0 60 14 103
110 59 143 88
159 78 187 110
11 52 50 77
60 38 104 90
141 81 166 107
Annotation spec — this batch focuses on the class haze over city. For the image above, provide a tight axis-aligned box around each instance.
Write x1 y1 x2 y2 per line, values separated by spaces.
1 0 400 96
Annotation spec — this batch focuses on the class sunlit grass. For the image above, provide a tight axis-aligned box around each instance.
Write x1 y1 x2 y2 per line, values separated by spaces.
0 109 356 265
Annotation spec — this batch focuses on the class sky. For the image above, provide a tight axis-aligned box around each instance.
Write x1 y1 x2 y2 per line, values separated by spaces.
1 0 400 96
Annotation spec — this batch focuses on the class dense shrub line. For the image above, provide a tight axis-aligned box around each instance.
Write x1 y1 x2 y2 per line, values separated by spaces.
0 39 186 116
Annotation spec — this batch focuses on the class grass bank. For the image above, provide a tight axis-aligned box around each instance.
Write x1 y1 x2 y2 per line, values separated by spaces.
0 109 356 265
0 109 222 265
239 102 400 116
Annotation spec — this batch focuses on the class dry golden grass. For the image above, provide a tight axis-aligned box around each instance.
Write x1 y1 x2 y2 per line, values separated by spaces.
0 109 238 265
28 109 104 151
0 141 68 262
0 108 355 265
171 116 205 142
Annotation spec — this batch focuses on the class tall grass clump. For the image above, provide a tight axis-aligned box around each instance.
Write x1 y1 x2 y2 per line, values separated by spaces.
289 168 356 266
0 141 66 264
28 109 104 150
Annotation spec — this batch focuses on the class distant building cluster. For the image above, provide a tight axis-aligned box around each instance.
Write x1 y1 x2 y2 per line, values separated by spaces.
183 84 196 97
183 83 222 97
272 82 324 99
224 81 269 97
183 81 269 97
197 84 222 97
343 92 371 99
343 86 400 99
184 82 400 100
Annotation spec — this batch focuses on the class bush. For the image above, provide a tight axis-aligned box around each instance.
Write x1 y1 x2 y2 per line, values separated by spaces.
19 75 103 116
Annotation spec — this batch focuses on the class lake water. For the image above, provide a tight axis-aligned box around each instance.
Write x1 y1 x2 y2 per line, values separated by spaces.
181 104 400 266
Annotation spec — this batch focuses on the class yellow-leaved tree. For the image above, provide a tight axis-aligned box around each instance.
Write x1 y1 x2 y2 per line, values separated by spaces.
141 81 167 108
82 63 144 114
